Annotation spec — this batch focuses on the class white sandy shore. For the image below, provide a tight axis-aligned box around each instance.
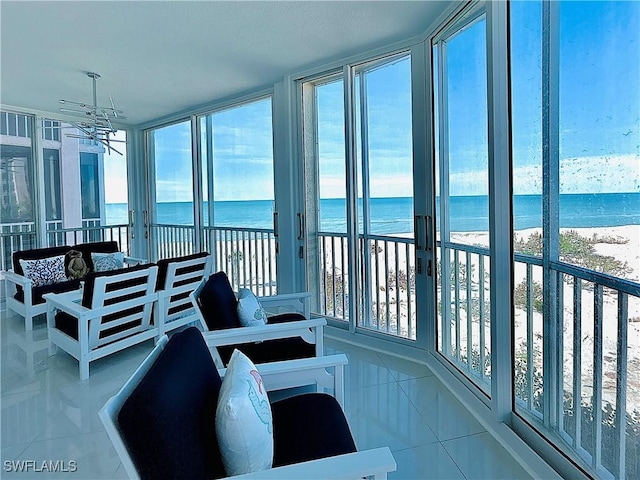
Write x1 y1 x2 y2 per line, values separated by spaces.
445 225 640 408
319 225 640 409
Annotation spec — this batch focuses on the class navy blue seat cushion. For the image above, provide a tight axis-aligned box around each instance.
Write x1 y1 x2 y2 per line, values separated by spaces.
14 278 82 305
54 264 154 341
267 312 305 324
196 271 241 330
272 392 357 467
117 327 225 480
217 337 315 366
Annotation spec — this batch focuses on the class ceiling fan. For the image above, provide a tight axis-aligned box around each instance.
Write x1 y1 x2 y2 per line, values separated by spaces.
59 72 126 155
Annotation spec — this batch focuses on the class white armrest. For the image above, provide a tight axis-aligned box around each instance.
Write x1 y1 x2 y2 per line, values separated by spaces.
226 447 396 480
218 354 347 393
259 292 311 317
3 270 32 288
202 318 326 347
44 291 158 321
42 291 84 313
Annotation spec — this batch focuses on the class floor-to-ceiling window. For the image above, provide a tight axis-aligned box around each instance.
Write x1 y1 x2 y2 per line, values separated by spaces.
354 54 415 339
510 1 640 478
433 4 492 393
199 96 277 294
147 120 195 260
0 112 35 270
303 73 349 321
302 52 416 341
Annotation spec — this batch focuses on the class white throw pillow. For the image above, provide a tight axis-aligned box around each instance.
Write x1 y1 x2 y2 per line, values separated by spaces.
19 255 67 287
237 288 267 327
91 252 124 272
216 349 273 476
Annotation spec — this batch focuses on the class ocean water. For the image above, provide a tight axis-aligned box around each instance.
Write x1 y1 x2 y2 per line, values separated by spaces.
106 193 640 235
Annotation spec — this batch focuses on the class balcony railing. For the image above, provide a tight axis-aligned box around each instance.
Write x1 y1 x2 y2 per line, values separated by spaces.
151 224 277 296
204 226 277 296
1 223 37 272
317 232 639 479
150 224 196 260
1 222 130 272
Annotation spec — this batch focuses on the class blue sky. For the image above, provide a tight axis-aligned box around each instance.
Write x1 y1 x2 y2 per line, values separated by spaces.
106 0 639 204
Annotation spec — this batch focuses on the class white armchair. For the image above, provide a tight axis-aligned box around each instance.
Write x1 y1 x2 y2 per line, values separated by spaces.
99 327 396 480
44 264 159 380
189 272 324 368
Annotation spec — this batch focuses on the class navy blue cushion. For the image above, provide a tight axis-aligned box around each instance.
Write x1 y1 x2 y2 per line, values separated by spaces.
117 327 225 480
217 337 315 366
272 393 357 467
196 272 241 330
14 278 81 305
267 312 305 324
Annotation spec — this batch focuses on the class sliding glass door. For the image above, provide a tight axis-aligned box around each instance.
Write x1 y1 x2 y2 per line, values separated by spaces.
147 120 195 260
302 53 417 341
432 6 492 393
199 97 278 294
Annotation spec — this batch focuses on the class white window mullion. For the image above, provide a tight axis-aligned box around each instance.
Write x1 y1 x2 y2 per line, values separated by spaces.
486 0 513 422
343 65 359 333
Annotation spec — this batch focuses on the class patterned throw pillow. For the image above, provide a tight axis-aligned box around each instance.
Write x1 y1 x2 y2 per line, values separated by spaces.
91 252 125 272
237 288 267 327
19 255 67 287
216 349 273 476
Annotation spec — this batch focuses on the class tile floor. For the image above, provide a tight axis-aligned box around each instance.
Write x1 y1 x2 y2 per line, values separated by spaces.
1 309 532 479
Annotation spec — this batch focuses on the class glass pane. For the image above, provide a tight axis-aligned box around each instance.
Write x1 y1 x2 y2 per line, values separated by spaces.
0 145 34 223
104 130 129 229
511 1 640 478
208 98 274 229
202 98 276 294
43 148 61 221
355 54 416 339
0 118 36 271
80 152 100 219
308 77 349 320
152 121 194 225
434 12 491 391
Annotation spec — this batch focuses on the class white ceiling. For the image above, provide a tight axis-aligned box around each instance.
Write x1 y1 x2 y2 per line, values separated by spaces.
0 1 452 127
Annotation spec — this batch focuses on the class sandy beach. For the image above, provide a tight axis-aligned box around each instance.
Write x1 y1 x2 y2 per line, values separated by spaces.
314 224 640 411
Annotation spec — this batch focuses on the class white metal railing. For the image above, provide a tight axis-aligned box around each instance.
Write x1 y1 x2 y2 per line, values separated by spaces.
0 222 131 273
1 223 37 272
316 231 639 478
150 224 277 296
317 233 416 339
150 224 196 260
204 226 277 296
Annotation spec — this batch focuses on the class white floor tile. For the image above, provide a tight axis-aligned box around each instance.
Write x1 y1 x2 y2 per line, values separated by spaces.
390 443 465 480
8 430 120 479
377 351 434 382
0 310 534 480
442 432 532 480
345 382 439 451
398 376 486 441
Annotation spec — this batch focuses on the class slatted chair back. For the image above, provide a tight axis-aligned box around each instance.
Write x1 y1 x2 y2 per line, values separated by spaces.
84 265 159 350
155 253 212 334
